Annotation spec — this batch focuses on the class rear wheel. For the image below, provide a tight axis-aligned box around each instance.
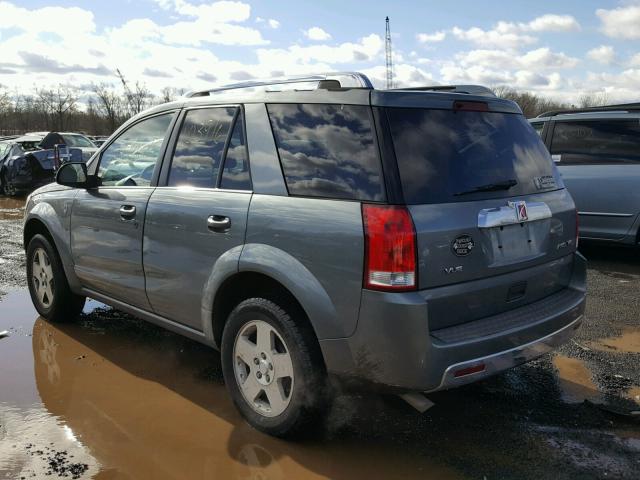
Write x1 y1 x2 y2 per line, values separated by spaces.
221 298 327 438
27 234 85 322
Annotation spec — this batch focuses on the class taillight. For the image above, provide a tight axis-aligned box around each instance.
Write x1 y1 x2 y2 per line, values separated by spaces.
362 204 417 292
453 100 489 112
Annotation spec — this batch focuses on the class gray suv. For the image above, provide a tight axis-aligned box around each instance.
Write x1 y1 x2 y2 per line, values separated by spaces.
530 103 640 244
23 73 586 437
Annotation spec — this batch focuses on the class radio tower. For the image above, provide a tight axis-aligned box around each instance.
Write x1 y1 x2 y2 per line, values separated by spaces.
385 16 394 89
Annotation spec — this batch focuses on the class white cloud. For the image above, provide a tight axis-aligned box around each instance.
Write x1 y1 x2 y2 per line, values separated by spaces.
268 19 280 29
305 27 332 41
630 53 640 67
452 24 537 49
416 31 446 43
257 34 382 66
452 14 580 49
154 0 250 22
587 45 616 65
456 47 578 71
526 14 580 32
597 5 640 39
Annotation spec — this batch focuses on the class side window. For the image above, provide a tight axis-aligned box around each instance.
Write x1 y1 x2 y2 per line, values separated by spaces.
267 103 385 201
550 120 640 165
531 122 544 136
220 111 251 190
98 113 174 186
168 107 236 188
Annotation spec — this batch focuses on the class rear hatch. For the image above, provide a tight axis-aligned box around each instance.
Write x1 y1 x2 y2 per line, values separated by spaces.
380 96 578 330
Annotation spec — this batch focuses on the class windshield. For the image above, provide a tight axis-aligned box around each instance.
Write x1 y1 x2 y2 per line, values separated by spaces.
62 134 96 148
386 108 562 204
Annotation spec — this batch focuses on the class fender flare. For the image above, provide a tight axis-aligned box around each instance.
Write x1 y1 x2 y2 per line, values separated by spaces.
24 202 82 293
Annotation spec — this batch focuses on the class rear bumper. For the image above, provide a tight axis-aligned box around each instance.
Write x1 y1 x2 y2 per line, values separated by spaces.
320 252 586 392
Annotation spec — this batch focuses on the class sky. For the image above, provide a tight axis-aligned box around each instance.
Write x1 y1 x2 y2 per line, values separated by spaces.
0 0 639 103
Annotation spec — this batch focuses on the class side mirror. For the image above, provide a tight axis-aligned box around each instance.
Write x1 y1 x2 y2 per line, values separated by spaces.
56 162 96 188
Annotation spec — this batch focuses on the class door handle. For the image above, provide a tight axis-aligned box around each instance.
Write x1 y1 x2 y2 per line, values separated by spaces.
120 205 136 219
207 215 231 232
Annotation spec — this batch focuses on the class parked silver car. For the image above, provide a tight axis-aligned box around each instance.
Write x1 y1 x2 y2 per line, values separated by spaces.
23 73 585 437
530 103 640 244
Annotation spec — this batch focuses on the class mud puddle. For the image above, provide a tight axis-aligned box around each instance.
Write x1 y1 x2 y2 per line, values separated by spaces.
552 355 604 404
0 290 461 480
0 197 26 220
587 329 640 354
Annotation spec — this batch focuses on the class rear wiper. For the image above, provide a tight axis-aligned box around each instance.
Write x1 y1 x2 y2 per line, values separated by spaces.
454 179 518 196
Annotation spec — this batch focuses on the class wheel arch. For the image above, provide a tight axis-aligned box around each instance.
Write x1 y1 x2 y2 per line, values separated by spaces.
24 207 82 293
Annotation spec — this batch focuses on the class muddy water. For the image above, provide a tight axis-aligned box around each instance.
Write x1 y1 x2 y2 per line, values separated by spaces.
588 329 640 354
0 290 461 480
0 196 26 220
552 355 603 404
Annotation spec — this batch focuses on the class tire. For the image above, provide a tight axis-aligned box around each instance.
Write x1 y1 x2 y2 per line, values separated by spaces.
1 173 9 196
26 234 85 322
221 297 328 438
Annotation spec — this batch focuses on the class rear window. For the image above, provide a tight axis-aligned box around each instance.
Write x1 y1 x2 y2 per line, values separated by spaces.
267 103 385 201
387 108 561 204
550 120 640 165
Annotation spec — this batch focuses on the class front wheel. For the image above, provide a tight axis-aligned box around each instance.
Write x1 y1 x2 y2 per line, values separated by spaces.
26 234 85 322
221 298 328 438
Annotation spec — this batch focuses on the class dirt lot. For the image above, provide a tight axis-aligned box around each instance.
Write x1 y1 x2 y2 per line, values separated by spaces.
0 196 639 480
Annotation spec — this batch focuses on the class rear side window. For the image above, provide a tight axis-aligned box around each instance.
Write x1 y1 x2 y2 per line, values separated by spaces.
550 120 640 165
387 108 561 204
220 110 251 190
267 103 385 201
169 107 236 188
531 122 544 136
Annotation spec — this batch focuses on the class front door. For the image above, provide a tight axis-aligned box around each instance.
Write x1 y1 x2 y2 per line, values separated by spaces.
71 112 177 309
143 106 253 330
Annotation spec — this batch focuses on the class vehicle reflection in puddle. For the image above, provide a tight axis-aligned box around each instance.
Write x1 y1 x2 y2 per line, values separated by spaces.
588 329 640 354
0 290 461 480
0 196 26 220
552 354 604 404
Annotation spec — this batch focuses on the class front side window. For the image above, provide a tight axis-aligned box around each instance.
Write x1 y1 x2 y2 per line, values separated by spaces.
168 107 236 188
550 120 640 165
267 103 385 201
531 122 544 136
98 113 174 187
62 134 96 148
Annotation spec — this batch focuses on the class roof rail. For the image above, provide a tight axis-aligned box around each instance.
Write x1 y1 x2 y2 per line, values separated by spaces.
537 102 640 118
185 72 374 98
392 84 496 97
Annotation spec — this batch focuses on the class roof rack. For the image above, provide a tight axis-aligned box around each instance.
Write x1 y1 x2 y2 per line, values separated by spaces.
393 85 496 97
185 72 374 98
537 102 640 118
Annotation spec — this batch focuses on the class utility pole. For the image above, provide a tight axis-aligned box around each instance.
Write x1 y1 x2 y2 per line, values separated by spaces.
385 16 394 89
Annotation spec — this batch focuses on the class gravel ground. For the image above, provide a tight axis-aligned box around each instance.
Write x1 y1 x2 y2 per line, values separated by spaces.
0 196 638 480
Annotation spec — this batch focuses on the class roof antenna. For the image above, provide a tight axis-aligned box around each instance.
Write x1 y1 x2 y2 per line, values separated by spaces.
385 16 394 89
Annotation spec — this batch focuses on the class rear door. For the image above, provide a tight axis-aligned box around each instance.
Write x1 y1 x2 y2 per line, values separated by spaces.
550 119 640 241
71 112 177 309
382 104 577 329
143 106 252 330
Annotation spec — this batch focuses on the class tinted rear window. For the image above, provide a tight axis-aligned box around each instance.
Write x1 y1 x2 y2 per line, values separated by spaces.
268 103 385 201
387 108 561 204
550 120 640 164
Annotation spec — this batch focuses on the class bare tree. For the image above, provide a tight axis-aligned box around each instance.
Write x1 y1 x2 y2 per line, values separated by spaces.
493 86 570 118
93 83 124 133
578 91 609 109
36 86 79 131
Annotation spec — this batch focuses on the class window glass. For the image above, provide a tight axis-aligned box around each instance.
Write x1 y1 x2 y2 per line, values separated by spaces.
168 107 236 188
387 108 561 204
220 111 251 190
531 122 544 136
267 103 384 201
98 113 174 186
550 120 640 165
62 134 96 148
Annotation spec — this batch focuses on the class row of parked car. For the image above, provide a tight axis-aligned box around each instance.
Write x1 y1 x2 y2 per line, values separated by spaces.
0 132 106 195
